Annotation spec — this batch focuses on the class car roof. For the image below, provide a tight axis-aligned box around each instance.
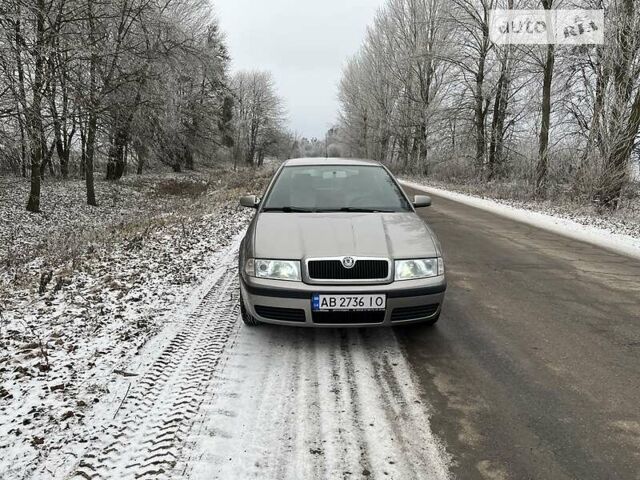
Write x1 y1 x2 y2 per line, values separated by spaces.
282 157 382 167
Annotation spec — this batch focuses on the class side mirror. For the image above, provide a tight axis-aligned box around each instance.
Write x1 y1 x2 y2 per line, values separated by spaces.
240 195 260 209
413 195 431 208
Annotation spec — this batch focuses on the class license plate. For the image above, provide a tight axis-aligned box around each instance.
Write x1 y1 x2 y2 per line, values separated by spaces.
312 294 386 311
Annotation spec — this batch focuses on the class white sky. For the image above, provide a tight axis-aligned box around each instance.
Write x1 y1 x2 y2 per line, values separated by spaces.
215 0 384 139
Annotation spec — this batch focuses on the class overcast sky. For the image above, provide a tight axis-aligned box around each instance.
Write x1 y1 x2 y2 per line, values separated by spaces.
215 0 383 139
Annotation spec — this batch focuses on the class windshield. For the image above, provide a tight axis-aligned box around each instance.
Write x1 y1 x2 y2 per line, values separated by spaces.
262 165 411 213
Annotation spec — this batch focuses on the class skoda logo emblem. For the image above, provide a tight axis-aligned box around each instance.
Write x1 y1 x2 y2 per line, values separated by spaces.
341 256 356 269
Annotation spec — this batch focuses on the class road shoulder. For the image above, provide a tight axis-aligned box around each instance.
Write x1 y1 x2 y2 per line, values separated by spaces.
401 180 640 260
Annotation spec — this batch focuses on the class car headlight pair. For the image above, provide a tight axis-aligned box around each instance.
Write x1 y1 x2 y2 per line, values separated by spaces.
395 258 444 280
245 258 443 282
245 259 301 281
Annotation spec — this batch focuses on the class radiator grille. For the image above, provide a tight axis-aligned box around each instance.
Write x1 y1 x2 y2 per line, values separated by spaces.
307 259 389 280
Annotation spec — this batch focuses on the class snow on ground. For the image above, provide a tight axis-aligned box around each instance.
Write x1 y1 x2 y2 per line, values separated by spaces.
1 168 254 282
40 237 245 479
176 324 450 480
0 167 453 480
12 237 452 480
402 180 640 260
0 167 269 479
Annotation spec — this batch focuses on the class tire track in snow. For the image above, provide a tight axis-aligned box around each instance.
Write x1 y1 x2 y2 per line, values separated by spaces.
175 326 450 480
69 246 242 480
337 331 375 476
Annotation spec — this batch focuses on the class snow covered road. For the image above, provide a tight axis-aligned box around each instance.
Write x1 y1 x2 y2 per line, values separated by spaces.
53 239 449 480
177 314 449 480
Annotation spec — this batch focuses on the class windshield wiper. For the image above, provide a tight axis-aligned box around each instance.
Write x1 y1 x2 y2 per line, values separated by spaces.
262 206 396 213
262 206 316 213
318 207 396 213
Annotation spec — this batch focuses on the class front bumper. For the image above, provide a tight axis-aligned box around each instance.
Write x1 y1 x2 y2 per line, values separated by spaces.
240 274 447 327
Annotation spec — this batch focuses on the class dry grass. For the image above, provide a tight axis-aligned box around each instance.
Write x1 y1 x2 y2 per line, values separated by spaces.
153 178 211 198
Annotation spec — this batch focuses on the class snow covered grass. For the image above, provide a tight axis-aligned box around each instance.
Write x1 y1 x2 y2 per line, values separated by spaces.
1 168 268 284
0 166 271 478
402 179 640 260
402 175 640 240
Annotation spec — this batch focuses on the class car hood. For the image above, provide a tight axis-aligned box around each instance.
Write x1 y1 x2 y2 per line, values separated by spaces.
251 212 440 260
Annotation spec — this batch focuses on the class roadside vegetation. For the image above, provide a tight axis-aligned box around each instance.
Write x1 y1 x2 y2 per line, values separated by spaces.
0 167 272 476
335 0 640 216
0 0 297 212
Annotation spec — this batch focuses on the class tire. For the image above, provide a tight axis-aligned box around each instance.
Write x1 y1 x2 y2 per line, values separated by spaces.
240 292 261 326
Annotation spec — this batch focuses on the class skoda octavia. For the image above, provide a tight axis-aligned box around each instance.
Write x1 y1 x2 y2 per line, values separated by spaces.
238 158 446 327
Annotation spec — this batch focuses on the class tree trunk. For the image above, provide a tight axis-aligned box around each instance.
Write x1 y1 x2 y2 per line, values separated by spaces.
135 143 145 174
593 0 637 210
80 120 87 177
362 112 368 159
184 143 194 170
380 134 389 163
54 127 67 177
26 150 42 213
574 48 606 194
13 11 28 179
18 107 26 177
488 46 511 181
595 87 640 209
86 109 98 206
246 123 258 165
106 121 127 180
85 0 98 206
25 0 47 213
536 42 555 197
40 139 56 178
51 80 71 178
474 52 487 174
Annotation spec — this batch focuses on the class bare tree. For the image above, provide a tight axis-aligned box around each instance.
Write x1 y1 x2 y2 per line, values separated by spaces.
0 0 236 208
231 71 286 166
488 0 514 180
338 0 640 212
594 0 640 208
338 0 451 172
1 0 53 212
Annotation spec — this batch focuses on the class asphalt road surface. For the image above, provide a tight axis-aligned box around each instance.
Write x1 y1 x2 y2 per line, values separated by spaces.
399 187 640 480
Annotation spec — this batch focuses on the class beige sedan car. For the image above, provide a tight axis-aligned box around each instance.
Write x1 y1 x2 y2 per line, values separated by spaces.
238 158 446 327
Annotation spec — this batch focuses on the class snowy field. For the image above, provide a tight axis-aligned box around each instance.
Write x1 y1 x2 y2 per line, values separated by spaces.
0 168 269 478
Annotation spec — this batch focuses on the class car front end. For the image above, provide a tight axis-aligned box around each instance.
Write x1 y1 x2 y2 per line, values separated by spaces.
239 255 446 327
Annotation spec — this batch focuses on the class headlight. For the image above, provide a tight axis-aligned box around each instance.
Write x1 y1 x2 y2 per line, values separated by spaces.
249 259 301 281
395 258 444 280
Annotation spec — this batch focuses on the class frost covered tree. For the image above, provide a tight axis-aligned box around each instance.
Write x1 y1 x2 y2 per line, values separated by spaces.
230 71 286 167
337 0 640 210
0 0 232 209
